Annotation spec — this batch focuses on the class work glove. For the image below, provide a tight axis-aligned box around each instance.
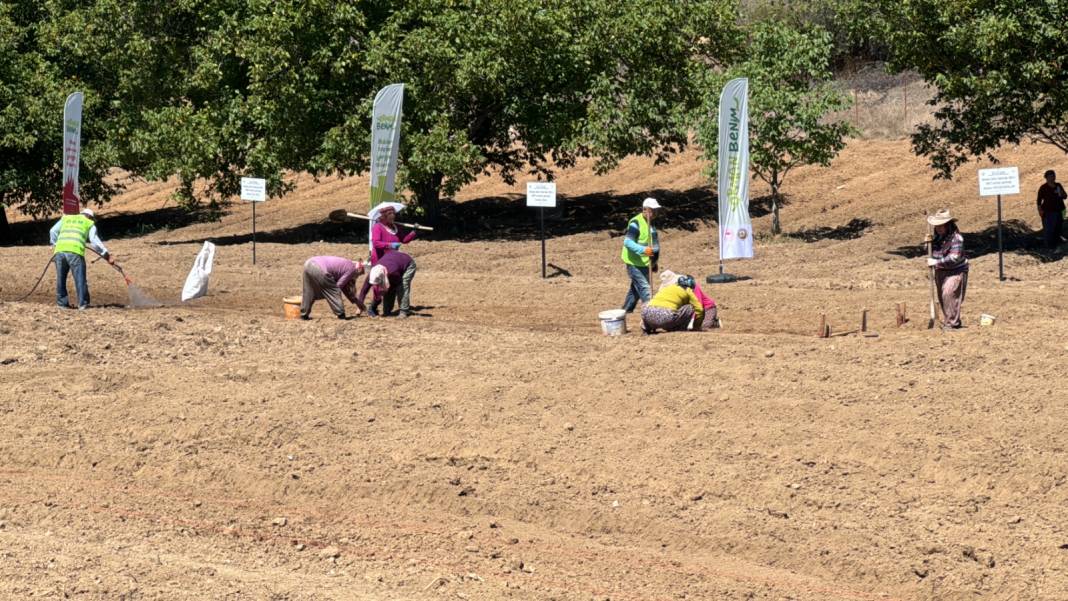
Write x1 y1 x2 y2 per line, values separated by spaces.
389 242 402 250
926 258 938 267
643 246 654 257
651 261 659 273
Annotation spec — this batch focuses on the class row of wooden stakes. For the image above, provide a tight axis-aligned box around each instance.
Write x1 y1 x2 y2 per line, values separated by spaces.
816 303 909 338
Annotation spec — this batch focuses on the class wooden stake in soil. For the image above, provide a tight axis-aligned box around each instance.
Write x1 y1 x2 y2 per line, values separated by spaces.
896 302 907 327
860 308 869 333
817 314 828 338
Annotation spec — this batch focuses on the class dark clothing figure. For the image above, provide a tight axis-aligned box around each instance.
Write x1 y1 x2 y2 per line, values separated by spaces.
1037 178 1067 248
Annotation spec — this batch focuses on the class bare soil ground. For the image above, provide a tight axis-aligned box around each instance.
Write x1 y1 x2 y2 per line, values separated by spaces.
3 139 1068 600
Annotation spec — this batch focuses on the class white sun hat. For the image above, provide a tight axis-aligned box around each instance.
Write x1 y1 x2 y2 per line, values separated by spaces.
367 202 405 222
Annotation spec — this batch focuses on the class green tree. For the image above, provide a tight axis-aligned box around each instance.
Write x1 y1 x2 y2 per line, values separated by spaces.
93 0 374 208
694 20 854 235
867 0 1068 177
0 1 117 240
364 0 739 219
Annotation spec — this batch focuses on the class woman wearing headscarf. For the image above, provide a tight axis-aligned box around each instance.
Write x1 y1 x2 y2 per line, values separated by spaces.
641 273 703 334
357 250 417 318
658 270 719 330
299 256 366 319
370 205 416 265
926 208 969 329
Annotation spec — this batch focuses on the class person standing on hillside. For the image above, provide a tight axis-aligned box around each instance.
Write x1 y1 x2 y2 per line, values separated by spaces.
926 209 969 329
621 197 661 313
1036 169 1067 249
370 204 416 265
299 256 365 319
49 208 114 310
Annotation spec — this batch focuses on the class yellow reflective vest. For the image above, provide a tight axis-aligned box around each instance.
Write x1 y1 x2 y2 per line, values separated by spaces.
621 214 654 267
53 215 93 256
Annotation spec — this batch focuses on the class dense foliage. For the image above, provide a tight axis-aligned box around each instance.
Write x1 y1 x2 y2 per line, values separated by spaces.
0 0 739 228
869 0 1068 177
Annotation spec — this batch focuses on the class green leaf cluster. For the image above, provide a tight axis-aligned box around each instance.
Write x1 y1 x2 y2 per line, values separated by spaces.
3 0 861 232
866 0 1068 177
365 0 739 213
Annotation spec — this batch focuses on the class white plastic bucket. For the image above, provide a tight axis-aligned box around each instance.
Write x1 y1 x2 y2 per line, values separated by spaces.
598 309 627 336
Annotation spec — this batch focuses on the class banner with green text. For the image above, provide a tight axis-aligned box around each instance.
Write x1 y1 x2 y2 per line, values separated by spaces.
62 92 83 215
717 78 753 260
369 84 404 209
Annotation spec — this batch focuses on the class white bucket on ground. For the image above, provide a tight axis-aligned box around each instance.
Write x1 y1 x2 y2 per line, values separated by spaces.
598 309 627 336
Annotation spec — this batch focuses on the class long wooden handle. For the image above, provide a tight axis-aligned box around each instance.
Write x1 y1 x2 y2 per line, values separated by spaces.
926 219 939 327
350 211 433 230
332 209 434 231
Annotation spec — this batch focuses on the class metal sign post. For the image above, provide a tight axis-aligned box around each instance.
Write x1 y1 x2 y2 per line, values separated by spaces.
978 167 1019 282
526 182 557 278
540 207 546 278
240 177 267 265
996 194 1004 281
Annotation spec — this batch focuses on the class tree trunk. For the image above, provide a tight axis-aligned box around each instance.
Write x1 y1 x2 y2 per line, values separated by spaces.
770 178 782 236
0 205 10 246
413 172 444 227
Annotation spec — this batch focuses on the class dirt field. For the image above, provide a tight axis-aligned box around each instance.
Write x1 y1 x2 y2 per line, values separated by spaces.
3 139 1068 600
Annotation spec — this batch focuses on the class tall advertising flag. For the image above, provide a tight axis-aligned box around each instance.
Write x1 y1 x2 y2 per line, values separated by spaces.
369 84 404 206
717 78 753 261
62 92 84 215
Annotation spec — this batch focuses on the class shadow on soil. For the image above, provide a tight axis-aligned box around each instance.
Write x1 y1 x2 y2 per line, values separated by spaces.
157 220 363 247
784 218 873 243
5 189 801 248
433 188 792 242
2 206 221 247
887 220 1066 262
94 187 743 247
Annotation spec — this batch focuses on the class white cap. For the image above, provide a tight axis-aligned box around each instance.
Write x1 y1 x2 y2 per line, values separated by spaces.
642 197 661 210
80 208 95 218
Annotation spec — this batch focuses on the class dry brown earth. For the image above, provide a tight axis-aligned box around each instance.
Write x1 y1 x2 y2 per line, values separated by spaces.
2 139 1068 600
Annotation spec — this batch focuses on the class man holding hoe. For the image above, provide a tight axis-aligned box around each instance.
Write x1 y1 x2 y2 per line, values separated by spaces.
621 197 661 313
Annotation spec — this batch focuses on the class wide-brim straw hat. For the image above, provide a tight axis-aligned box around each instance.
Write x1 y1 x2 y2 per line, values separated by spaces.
927 209 957 226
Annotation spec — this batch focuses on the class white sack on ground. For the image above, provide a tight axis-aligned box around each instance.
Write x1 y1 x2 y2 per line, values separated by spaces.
181 241 216 302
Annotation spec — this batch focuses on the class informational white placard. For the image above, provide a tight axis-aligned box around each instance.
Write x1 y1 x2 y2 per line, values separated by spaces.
240 177 267 202
526 182 557 208
978 167 1019 197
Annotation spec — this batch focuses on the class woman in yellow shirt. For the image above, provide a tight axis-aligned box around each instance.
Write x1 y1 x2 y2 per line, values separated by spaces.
641 274 703 334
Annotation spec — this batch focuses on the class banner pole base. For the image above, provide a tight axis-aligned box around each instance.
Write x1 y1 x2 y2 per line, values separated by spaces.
706 272 740 284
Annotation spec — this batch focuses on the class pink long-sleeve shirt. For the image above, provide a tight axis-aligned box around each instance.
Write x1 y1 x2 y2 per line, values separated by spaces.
692 283 716 311
310 256 361 293
370 222 416 264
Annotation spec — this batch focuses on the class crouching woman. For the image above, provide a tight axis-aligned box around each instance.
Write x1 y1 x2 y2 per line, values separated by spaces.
641 274 703 334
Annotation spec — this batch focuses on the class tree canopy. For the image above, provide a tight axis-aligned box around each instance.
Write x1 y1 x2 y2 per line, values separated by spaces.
0 0 741 229
870 0 1068 177
0 1 117 221
365 0 739 216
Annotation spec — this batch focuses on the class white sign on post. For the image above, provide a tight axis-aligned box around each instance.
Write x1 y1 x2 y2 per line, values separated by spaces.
978 167 1020 197
526 182 557 208
240 177 267 202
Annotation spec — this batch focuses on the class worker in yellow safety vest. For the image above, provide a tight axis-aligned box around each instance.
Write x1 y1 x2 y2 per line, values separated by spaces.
620 197 661 313
48 208 115 309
